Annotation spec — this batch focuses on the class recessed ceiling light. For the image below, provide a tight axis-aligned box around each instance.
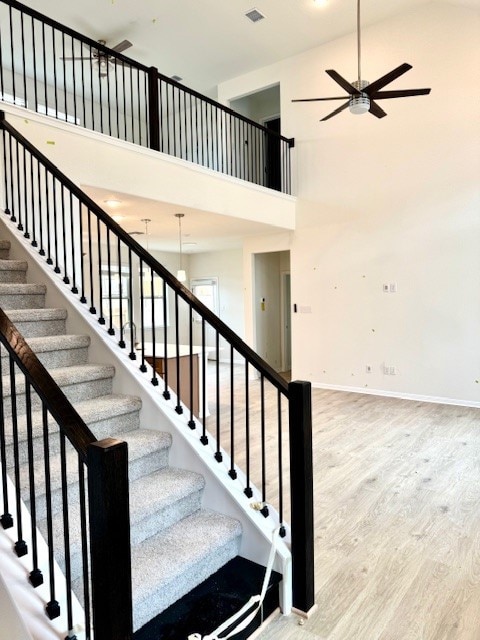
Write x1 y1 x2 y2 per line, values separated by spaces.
111 214 125 222
313 0 328 6
104 198 122 207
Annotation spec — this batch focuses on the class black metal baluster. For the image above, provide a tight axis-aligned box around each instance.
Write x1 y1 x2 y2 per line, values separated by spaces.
89 45 95 131
80 39 86 127
87 208 96 313
1 129 10 217
166 82 170 155
229 345 236 479
59 431 75 638
143 71 149 147
188 305 194 429
214 331 222 462
25 381 43 586
244 362 252 498
277 390 285 536
158 77 164 153
0 346 13 530
7 131 15 222
31 18 38 111
150 269 158 386
174 291 182 413
14 140 22 230
37 161 45 256
79 202 87 303
78 457 91 640
71 36 77 125
8 6 16 101
69 193 78 293
45 169 52 264
118 237 125 347
97 217 105 324
98 51 104 135
20 10 27 107
106 227 114 335
22 141 29 238
9 359 27 557
106 54 112 137
160 278 167 393
52 26 58 117
136 68 141 145
189 93 193 161
139 260 147 372
122 60 127 140
0 13 4 97
200 318 208 445
41 22 47 112
52 178 61 273
130 65 134 142
29 151 37 247
42 405 60 619
260 374 268 517
61 185 69 283
61 32 67 120
128 249 135 359
114 58 119 138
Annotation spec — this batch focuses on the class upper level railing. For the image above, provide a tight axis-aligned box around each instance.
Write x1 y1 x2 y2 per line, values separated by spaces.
0 0 294 194
0 110 314 615
0 306 132 639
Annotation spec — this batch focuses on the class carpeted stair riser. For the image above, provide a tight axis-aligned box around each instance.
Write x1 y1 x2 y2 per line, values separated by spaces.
0 240 11 260
2 395 142 467
0 238 246 632
40 468 206 583
0 283 46 309
0 259 28 283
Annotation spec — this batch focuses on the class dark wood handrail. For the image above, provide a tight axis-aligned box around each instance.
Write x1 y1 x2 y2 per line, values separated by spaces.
0 112 289 396
0 0 295 148
0 306 96 460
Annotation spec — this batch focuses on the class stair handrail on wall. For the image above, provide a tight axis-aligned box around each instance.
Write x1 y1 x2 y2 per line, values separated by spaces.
0 306 133 639
0 0 295 194
0 110 315 614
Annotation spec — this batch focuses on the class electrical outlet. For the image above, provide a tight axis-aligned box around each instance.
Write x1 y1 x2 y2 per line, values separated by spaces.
389 283 397 293
384 365 397 375
390 366 396 375
383 284 389 292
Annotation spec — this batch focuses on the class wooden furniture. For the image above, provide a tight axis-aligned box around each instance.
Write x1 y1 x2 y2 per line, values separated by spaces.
145 352 199 416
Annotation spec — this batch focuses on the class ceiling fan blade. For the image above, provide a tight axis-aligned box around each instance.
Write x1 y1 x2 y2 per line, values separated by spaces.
112 39 133 53
373 88 431 99
320 100 350 121
369 101 387 119
325 70 360 95
364 63 412 95
292 96 348 103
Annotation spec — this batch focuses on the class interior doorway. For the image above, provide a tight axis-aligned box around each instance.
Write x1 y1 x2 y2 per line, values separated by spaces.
263 116 281 191
253 250 291 374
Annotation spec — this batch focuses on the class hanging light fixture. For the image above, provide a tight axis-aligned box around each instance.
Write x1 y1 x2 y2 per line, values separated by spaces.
141 218 151 250
175 213 187 282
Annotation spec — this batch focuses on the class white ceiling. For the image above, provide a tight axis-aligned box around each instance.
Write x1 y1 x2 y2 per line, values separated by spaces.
30 0 477 254
29 0 473 95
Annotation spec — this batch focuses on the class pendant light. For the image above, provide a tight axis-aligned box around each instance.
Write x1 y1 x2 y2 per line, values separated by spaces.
141 218 151 250
175 213 187 282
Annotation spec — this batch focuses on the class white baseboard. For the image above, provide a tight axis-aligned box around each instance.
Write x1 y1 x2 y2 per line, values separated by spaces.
310 382 480 409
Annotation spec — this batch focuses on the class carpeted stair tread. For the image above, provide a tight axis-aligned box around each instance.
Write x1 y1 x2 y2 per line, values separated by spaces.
6 308 67 322
0 282 46 294
2 363 115 397
0 240 10 250
20 428 173 501
0 334 90 357
40 466 206 580
131 509 242 629
3 393 142 451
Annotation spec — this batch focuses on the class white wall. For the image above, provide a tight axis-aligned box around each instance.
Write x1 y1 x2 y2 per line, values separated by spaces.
219 3 480 405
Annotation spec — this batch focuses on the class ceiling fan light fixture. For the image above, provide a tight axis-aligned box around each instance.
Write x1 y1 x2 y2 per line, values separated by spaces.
349 96 370 115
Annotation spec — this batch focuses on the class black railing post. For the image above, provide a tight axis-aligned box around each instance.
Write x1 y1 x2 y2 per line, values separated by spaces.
87 438 133 640
288 380 315 614
147 66 160 152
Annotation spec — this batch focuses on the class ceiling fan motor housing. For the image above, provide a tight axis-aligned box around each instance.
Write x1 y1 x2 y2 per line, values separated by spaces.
349 79 370 114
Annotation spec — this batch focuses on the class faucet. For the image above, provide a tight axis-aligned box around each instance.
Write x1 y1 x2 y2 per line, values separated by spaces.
122 321 138 348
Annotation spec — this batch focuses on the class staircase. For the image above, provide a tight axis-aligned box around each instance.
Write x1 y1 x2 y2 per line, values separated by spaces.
0 238 243 633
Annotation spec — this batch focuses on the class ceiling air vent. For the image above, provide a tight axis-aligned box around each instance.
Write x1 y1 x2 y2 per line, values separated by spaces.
245 8 265 23
171 75 183 83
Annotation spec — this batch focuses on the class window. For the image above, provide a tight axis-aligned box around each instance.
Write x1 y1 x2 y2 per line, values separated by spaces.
142 272 168 328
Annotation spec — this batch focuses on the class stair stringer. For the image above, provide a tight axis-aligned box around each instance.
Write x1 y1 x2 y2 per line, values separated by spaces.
0 215 293 616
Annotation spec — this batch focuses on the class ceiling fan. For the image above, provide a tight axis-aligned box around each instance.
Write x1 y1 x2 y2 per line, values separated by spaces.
292 0 431 121
62 39 133 77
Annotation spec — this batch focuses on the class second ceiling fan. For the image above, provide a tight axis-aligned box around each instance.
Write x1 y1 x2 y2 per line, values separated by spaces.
292 0 431 121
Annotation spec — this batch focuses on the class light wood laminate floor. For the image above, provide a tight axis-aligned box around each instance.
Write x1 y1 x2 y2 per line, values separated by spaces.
206 367 480 639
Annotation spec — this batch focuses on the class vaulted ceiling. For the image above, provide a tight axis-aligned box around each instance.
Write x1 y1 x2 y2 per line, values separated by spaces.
29 0 474 95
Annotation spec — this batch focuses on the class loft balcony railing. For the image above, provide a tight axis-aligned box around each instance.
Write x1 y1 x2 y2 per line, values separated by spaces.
0 109 314 621
0 0 294 194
